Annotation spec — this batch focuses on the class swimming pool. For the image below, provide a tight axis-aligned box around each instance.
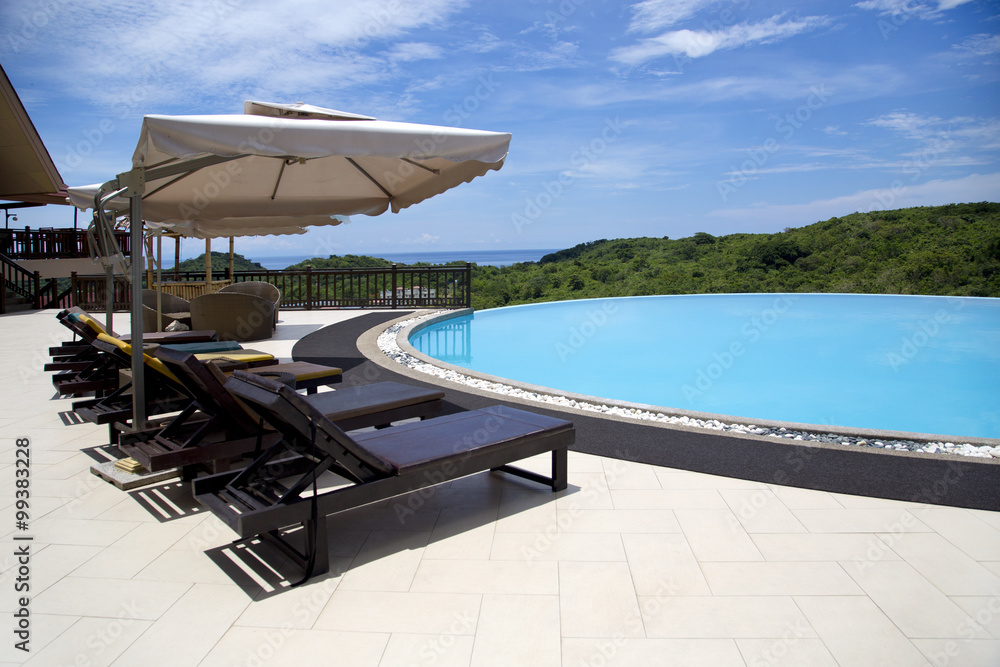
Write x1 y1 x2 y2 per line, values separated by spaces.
408 294 1000 439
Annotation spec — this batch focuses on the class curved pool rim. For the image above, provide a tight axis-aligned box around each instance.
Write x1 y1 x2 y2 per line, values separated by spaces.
395 304 1000 447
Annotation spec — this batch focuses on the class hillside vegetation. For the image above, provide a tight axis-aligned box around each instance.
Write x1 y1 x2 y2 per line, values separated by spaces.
470 202 1000 310
174 251 265 272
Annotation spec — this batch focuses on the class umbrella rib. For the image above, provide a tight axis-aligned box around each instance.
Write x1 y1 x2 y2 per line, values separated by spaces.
346 157 393 199
402 158 440 175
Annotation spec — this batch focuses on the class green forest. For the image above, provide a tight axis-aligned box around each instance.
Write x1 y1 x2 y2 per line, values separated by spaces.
469 202 1000 309
181 202 999 310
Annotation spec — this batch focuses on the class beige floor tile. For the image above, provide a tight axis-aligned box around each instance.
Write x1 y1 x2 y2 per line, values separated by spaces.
720 489 808 533
910 507 1000 561
736 638 840 667
134 548 244 585
423 506 497 560
611 489 728 510
622 533 711 596
969 509 1000 532
563 637 746 666
795 595 931 666
201 627 390 667
675 509 763 561
495 488 559 533
379 633 475 667
72 522 191 579
491 531 626 562
234 560 350 629
879 532 1000 596
555 472 614 511
568 452 607 473
844 560 991 639
32 517 140 547
102 583 250 666
470 594 560 667
950 597 1000 640
0 614 79 664
767 484 844 509
640 596 817 639
558 508 680 533
911 639 1000 667
21 616 152 667
14 543 102 595
32 576 191 619
702 561 862 596
560 561 643 638
338 530 429 592
829 492 930 510
751 532 901 563
326 504 441 533
315 590 481 635
603 458 662 489
793 508 932 533
655 469 768 490
411 558 558 595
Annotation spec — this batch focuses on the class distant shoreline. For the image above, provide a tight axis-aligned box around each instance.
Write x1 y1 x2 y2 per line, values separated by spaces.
163 248 559 270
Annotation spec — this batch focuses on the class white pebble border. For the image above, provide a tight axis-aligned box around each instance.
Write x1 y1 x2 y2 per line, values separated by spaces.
378 313 1000 460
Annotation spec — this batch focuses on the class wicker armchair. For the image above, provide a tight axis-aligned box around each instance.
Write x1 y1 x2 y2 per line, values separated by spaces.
219 281 281 329
140 289 191 332
189 292 274 342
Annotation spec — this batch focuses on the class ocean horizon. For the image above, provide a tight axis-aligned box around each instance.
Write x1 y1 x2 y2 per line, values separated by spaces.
162 248 560 270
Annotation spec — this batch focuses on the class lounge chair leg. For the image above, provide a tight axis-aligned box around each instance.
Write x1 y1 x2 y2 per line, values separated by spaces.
552 447 568 492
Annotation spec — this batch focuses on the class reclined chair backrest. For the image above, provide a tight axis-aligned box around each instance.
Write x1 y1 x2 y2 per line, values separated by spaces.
94 333 182 385
226 371 396 481
153 347 260 430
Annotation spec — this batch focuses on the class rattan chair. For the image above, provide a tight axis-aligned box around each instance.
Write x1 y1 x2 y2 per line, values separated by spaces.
189 292 275 341
141 289 192 332
219 281 280 329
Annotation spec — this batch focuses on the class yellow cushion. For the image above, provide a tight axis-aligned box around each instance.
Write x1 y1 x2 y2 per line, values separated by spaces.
78 313 109 336
96 333 180 384
194 350 275 364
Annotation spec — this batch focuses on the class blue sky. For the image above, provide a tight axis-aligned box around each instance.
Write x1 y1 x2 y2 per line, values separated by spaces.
2 0 998 259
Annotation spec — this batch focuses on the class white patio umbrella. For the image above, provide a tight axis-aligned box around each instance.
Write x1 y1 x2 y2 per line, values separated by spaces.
69 101 511 428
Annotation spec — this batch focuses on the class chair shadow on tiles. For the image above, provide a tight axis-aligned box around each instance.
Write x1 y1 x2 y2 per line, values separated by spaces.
202 469 583 601
128 480 206 522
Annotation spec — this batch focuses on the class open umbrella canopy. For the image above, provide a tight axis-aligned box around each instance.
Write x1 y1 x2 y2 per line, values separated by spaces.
66 102 511 429
69 100 511 236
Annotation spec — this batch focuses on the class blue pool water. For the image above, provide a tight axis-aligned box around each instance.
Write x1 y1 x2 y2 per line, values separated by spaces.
409 294 1000 438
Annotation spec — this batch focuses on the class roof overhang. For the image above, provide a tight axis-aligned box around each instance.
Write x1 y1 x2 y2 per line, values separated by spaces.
0 64 68 205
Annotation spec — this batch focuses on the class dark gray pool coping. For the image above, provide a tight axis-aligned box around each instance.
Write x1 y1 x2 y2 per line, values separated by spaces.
297 310 999 511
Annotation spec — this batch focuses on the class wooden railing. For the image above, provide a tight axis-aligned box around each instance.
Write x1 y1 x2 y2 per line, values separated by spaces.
1 252 64 311
0 227 131 260
68 264 472 311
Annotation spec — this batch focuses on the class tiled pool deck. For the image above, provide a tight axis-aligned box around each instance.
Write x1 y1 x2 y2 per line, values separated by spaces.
2 308 999 666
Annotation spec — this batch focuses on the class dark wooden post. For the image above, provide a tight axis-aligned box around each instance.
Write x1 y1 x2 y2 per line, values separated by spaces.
70 272 78 308
391 264 398 309
305 266 313 310
464 262 472 307
32 270 41 309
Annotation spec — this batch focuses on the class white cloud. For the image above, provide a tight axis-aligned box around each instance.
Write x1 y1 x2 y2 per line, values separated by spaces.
955 34 1000 56
611 14 830 65
388 42 444 62
708 172 1000 231
0 0 468 109
626 0 719 33
404 232 441 245
854 0 974 20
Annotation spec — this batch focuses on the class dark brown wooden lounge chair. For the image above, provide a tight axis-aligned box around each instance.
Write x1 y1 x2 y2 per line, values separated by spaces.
193 371 572 583
119 348 444 478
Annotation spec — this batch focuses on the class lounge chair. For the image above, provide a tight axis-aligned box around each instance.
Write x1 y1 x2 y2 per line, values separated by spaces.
71 334 276 441
190 292 275 341
193 371 572 582
120 347 443 477
219 281 281 329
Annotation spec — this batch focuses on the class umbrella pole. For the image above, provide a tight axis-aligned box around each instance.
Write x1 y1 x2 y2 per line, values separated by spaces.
156 235 163 332
121 169 146 432
228 236 234 280
205 238 211 287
